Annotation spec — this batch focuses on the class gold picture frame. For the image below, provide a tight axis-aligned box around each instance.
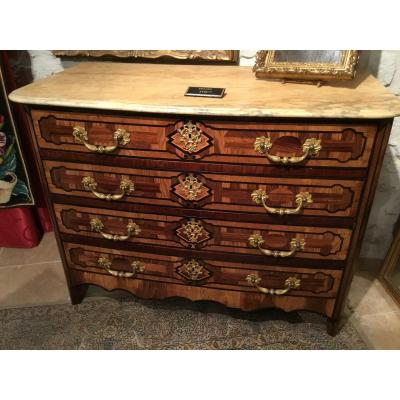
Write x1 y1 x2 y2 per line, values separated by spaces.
379 220 400 306
52 50 239 64
253 50 359 83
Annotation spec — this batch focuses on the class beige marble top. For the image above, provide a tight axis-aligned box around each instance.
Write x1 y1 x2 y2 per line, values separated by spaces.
9 62 400 119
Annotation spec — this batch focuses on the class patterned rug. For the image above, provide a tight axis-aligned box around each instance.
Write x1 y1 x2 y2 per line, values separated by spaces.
0 292 367 349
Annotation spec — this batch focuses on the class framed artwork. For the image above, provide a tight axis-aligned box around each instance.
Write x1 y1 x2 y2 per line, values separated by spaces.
52 50 239 64
379 219 400 306
253 50 359 83
0 63 33 207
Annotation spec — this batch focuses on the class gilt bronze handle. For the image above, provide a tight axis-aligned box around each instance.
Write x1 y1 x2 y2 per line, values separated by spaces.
97 256 145 278
90 217 141 241
82 176 134 201
254 136 321 165
178 174 203 201
72 126 130 153
246 274 301 295
251 189 312 215
248 233 305 258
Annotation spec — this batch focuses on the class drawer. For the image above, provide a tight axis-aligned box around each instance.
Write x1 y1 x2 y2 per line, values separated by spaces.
45 161 363 219
63 242 343 298
55 204 352 261
33 109 377 168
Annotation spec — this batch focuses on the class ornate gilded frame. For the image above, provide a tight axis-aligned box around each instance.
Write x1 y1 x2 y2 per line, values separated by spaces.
379 221 400 306
0 62 34 208
253 50 359 82
52 50 239 64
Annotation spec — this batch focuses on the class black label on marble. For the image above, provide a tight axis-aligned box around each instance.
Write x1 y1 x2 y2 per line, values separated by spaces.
185 86 225 98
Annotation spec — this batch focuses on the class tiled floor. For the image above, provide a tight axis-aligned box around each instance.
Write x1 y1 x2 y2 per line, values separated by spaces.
347 270 400 349
0 232 399 349
0 233 69 309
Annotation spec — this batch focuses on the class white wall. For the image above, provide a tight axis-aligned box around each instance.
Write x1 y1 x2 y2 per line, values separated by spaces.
26 50 400 261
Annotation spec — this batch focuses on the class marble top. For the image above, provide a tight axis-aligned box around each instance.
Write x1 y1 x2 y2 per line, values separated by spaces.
9 62 400 119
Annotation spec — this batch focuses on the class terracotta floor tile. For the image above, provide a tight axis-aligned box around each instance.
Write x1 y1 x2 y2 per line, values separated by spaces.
348 272 400 317
350 311 400 349
0 260 70 309
0 232 61 268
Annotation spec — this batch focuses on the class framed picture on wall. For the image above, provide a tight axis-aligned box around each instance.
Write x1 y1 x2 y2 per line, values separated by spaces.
0 63 33 207
253 50 359 83
379 218 400 306
52 50 240 64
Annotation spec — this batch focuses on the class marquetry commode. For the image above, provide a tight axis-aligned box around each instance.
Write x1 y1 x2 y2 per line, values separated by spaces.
10 62 400 334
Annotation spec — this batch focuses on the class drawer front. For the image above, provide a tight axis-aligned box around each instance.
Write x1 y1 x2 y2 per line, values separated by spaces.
45 161 363 219
33 109 377 168
63 242 342 298
55 204 352 261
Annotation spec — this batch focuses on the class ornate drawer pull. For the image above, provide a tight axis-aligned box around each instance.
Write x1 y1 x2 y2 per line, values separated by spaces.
177 259 212 282
246 274 301 295
251 189 312 215
82 176 134 201
90 217 141 241
249 233 305 258
178 121 203 154
72 126 130 153
178 174 203 201
254 136 322 165
97 256 145 278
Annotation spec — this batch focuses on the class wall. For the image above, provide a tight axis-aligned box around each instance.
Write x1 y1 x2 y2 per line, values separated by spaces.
23 50 400 262
362 51 400 260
